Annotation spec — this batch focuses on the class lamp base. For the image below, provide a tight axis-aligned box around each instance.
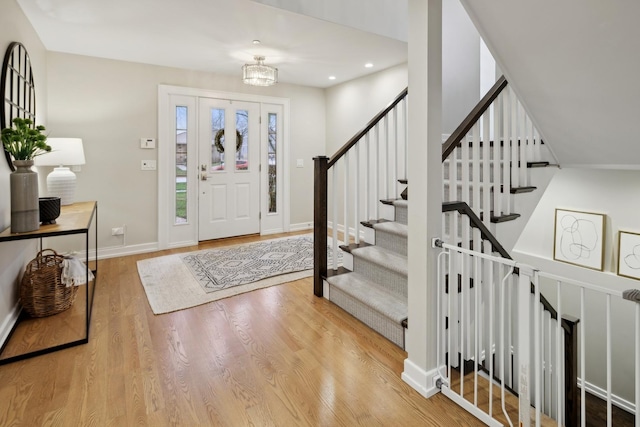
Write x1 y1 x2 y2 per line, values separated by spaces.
47 167 76 206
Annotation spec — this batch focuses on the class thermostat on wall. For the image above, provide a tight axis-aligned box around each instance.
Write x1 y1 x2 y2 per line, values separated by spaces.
140 138 155 149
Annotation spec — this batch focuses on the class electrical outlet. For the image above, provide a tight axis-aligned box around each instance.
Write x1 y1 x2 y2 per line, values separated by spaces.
111 227 124 236
141 160 157 170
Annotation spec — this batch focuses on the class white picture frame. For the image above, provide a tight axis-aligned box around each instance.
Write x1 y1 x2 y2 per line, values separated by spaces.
617 230 640 281
553 208 605 271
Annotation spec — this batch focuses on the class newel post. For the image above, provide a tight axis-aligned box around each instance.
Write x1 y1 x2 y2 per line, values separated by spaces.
313 156 328 297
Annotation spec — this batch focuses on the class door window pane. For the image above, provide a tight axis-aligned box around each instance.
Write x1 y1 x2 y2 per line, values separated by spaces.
268 112 277 213
175 106 188 224
236 109 248 170
211 108 225 172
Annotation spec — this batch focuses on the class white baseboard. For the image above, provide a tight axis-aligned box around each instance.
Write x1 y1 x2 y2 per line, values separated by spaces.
0 302 21 347
401 358 441 398
79 242 160 260
261 227 285 236
289 222 313 232
580 377 636 415
327 221 367 241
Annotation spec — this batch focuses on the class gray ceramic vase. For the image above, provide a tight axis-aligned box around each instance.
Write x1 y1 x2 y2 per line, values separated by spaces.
10 159 40 233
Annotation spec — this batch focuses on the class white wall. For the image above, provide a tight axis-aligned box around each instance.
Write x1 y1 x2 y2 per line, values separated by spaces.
513 167 640 405
0 0 48 345
442 0 480 135
45 52 325 256
460 1 640 166
325 63 408 155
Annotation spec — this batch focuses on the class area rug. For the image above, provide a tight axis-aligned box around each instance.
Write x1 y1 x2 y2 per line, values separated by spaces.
137 234 342 314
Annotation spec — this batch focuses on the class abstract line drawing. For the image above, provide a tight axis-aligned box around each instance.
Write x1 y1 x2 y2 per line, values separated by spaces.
617 231 640 280
554 209 605 270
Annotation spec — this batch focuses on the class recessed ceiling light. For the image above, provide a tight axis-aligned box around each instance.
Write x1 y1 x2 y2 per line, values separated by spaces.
328 76 336 80
365 63 374 68
252 40 261 45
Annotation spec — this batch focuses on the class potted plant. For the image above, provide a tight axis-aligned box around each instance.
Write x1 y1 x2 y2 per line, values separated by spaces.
2 118 50 161
2 117 51 233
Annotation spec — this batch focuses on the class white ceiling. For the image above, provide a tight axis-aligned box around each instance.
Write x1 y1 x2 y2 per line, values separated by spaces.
17 0 408 88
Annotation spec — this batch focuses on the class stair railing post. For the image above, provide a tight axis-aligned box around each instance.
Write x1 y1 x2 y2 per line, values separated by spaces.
313 156 329 297
517 265 534 427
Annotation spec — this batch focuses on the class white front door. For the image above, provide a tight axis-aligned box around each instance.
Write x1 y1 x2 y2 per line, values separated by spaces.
198 98 260 240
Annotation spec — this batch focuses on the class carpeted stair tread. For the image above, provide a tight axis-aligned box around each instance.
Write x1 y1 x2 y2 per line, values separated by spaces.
372 221 408 238
326 272 407 323
350 245 407 277
393 199 408 208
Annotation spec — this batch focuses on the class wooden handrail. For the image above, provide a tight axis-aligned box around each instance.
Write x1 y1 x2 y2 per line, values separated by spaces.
442 201 509 256
442 75 508 162
328 88 408 168
442 200 575 332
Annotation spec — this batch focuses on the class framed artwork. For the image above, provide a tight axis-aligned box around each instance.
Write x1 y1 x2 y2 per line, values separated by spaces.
553 208 605 270
617 231 640 280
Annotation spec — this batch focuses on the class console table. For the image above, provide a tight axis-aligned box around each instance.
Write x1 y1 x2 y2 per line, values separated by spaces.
0 201 98 364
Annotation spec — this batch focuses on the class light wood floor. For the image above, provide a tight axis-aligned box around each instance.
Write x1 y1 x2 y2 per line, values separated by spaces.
0 232 485 426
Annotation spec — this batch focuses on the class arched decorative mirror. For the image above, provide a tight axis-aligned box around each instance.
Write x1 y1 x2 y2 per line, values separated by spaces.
0 42 37 171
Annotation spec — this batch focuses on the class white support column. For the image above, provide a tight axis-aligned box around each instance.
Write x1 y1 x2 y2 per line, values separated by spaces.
402 0 442 399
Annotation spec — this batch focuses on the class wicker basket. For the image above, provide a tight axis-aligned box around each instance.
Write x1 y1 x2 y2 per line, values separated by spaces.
20 249 78 317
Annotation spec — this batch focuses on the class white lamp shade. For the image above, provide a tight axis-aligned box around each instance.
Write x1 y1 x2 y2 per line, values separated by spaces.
34 138 85 205
34 138 85 166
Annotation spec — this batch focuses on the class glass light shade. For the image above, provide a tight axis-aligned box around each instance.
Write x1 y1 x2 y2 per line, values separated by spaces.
242 56 278 87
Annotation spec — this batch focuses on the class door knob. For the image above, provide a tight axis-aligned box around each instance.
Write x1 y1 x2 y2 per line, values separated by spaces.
201 172 208 181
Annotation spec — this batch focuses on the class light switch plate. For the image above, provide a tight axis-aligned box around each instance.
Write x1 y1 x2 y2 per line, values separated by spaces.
296 159 304 168
140 138 155 149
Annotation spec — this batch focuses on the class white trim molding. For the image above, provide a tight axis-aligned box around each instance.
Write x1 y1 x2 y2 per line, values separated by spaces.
402 358 441 399
157 84 291 249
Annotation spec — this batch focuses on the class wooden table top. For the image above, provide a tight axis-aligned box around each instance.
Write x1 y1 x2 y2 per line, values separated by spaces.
0 201 97 242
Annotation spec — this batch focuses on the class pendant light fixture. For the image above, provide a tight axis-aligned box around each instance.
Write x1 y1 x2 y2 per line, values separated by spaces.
242 55 278 87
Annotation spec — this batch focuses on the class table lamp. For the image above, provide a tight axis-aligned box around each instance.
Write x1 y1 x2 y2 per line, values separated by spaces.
34 138 86 206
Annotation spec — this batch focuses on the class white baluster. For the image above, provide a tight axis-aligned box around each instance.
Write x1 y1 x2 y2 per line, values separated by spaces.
354 142 360 245
493 95 502 217
533 127 542 162
344 152 349 243
384 115 389 200
332 167 338 270
483 113 491 228
526 115 534 182
488 259 495 418
502 90 512 215
365 133 370 221
474 255 480 406
518 100 527 187
393 106 398 199
518 269 533 427
375 124 380 219
472 123 481 213
449 147 458 242
404 97 408 181
534 273 541 427
510 88 519 190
